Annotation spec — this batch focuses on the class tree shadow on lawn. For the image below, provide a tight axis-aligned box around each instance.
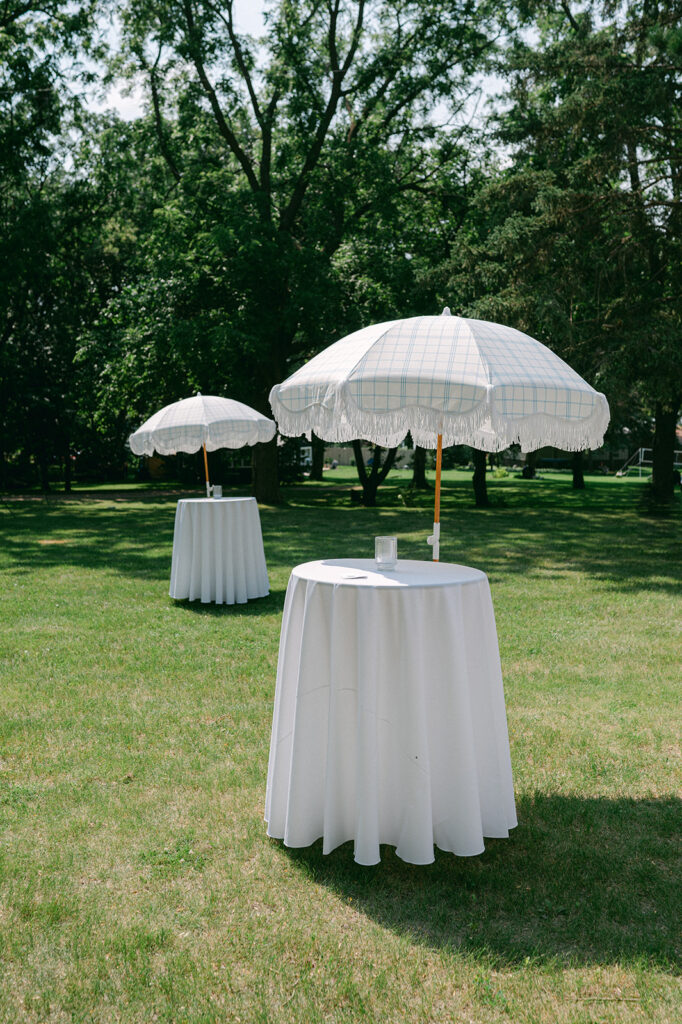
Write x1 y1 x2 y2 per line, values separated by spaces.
261 485 681 596
280 792 681 969
0 479 679 596
0 499 176 580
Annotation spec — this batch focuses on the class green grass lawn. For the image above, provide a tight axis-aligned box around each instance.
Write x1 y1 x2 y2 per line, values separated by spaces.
0 470 680 1023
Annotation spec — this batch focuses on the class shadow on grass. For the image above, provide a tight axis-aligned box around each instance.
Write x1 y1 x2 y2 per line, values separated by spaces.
279 792 681 969
0 498 177 581
264 479 682 596
0 477 679 597
171 590 288 615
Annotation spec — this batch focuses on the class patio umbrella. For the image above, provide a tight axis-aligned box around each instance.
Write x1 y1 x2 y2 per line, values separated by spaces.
129 394 276 496
269 309 610 559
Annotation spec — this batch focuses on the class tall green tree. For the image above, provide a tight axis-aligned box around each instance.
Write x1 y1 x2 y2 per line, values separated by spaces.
0 1 104 489
110 0 505 501
448 0 681 502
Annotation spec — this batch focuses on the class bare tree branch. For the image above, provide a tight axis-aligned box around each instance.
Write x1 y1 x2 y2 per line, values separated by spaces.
258 88 280 203
560 2 580 33
210 0 281 212
376 446 397 484
181 0 260 195
149 47 181 185
279 0 365 233
210 0 263 126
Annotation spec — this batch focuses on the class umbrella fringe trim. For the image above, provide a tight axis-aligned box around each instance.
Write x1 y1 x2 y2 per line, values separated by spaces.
269 391 610 454
129 421 276 457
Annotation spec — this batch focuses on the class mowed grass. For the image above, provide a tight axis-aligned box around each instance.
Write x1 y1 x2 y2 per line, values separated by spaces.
0 469 680 1024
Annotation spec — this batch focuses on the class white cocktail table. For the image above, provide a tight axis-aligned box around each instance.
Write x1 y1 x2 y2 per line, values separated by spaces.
169 497 269 604
265 558 516 865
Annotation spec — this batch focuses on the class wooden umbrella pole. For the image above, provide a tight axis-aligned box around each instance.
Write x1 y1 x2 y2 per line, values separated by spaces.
428 433 443 561
203 443 211 497
434 433 443 525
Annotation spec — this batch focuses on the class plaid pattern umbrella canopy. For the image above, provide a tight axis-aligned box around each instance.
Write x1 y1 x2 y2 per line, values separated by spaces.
270 311 610 558
270 312 609 452
129 394 276 496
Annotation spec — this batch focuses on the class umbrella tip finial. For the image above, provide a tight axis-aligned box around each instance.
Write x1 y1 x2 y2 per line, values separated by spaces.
441 306 452 316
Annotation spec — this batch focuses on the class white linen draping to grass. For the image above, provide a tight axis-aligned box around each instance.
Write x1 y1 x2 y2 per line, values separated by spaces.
169 498 269 605
265 558 517 865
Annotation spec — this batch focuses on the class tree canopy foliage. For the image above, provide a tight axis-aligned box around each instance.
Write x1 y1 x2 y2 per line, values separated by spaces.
447 0 682 500
1 0 680 502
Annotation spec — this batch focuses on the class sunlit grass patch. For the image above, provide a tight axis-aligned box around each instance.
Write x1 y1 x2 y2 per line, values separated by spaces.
0 473 679 1023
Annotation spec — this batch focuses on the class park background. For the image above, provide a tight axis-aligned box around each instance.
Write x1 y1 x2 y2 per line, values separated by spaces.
1 2 681 1023
1 0 681 503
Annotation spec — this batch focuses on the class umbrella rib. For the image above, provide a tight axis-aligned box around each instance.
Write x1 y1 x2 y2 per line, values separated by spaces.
344 322 398 383
320 321 399 418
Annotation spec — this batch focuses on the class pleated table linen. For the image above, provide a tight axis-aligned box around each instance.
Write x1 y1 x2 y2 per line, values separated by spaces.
265 559 517 865
169 498 269 605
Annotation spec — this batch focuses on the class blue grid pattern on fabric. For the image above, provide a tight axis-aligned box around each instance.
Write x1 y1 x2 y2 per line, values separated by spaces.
273 315 603 426
280 322 397 412
494 384 596 418
470 320 588 382
347 317 489 413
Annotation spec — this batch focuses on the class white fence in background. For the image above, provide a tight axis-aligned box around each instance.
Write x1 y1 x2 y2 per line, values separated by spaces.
617 447 682 477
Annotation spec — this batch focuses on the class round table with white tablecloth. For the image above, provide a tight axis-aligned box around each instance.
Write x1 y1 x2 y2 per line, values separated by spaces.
169 497 269 605
265 558 516 865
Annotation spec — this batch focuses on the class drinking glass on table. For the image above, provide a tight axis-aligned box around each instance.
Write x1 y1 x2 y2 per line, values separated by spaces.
375 536 397 571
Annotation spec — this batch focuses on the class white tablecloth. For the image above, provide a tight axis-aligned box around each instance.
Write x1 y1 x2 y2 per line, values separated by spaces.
265 559 516 865
169 498 269 604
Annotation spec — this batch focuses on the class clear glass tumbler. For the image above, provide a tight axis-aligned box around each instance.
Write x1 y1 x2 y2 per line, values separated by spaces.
375 535 398 571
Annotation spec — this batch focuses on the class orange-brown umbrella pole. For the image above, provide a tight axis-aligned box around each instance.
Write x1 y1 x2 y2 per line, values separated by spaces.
203 443 211 497
428 432 443 561
434 433 443 522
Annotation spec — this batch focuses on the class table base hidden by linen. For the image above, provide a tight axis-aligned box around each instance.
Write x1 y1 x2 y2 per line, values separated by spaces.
265 559 517 866
169 497 269 605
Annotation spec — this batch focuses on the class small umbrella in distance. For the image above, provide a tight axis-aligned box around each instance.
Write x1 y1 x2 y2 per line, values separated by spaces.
129 394 276 496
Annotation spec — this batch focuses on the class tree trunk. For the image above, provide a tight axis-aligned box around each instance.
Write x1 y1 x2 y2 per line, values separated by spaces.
252 437 281 504
472 448 489 507
651 399 680 505
524 450 538 478
352 441 397 506
64 437 72 494
309 432 325 481
38 447 50 493
572 450 585 490
411 445 430 489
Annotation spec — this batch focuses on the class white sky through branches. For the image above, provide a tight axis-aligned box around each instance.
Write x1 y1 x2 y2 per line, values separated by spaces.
99 0 501 141
103 0 267 120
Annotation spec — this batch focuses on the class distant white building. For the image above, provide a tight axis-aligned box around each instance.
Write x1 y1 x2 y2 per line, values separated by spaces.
323 444 410 467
